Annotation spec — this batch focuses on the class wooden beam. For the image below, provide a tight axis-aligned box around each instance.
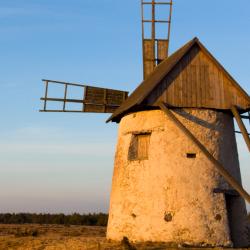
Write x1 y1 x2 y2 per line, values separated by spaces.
213 188 239 197
159 102 250 204
231 106 250 152
240 115 250 120
235 131 250 136
63 84 68 111
43 80 49 111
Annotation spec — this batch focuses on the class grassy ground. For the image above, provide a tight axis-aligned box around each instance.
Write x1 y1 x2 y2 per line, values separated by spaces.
0 224 249 250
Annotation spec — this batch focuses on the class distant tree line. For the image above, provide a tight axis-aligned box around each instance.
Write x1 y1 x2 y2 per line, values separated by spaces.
0 212 249 226
0 213 108 226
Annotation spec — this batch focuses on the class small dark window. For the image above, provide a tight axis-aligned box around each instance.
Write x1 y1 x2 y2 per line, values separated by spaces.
128 133 151 161
186 153 196 158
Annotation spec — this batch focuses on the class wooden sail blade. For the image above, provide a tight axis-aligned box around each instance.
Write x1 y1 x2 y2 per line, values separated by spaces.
141 0 173 79
231 106 250 152
40 79 128 113
159 102 250 204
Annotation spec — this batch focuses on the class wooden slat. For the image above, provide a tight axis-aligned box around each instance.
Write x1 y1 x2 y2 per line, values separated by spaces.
196 53 202 107
157 39 169 63
85 86 127 106
191 47 198 107
159 102 250 204
43 81 49 111
207 57 214 106
41 98 84 103
137 134 150 160
63 84 68 111
191 65 197 107
187 55 192 107
231 106 250 152
82 86 87 112
143 39 155 79
84 104 119 113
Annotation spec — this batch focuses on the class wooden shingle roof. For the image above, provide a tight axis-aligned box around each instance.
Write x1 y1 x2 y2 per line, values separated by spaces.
107 37 250 123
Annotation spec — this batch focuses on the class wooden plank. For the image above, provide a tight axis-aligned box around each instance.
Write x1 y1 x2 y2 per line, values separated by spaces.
143 39 155 79
41 97 84 103
218 70 224 108
63 84 68 111
222 77 229 109
159 102 250 204
143 39 155 60
190 47 197 107
157 39 169 63
204 65 210 107
82 86 87 112
191 65 197 107
231 106 250 152
84 104 119 113
43 81 49 111
85 86 127 105
206 54 214 107
201 63 206 107
173 64 181 106
186 55 192 107
181 56 188 106
196 52 202 107
137 134 150 160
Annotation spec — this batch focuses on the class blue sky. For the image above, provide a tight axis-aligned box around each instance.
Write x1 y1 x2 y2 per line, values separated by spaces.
0 0 249 213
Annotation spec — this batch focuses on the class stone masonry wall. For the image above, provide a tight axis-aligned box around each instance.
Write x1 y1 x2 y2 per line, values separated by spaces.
107 109 249 247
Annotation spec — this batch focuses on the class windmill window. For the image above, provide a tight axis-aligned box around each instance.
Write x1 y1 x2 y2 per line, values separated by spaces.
186 153 196 158
128 133 151 161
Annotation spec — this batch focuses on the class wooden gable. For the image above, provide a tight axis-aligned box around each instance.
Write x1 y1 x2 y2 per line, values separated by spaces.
108 38 250 123
144 44 250 110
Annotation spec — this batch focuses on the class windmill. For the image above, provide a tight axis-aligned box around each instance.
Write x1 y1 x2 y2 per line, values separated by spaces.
40 1 250 248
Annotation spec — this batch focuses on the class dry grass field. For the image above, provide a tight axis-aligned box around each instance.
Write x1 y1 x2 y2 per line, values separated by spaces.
0 224 249 250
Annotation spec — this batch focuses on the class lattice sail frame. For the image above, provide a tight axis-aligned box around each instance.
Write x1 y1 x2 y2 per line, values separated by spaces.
40 79 128 113
141 0 173 79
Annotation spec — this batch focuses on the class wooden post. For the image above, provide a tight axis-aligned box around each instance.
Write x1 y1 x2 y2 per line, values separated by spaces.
159 102 250 204
103 89 107 113
82 86 87 112
167 0 173 45
63 84 68 111
43 80 49 111
152 0 156 67
231 105 250 152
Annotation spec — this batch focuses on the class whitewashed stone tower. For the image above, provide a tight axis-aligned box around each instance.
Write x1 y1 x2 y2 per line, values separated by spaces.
106 38 250 247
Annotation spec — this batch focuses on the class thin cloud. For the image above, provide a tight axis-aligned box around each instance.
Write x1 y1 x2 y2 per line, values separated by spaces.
0 142 112 156
0 6 63 18
0 6 48 18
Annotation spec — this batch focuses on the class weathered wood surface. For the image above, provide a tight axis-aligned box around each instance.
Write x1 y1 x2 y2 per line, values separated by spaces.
145 45 250 110
158 39 169 63
143 39 156 79
159 103 250 204
141 0 173 79
40 80 128 113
